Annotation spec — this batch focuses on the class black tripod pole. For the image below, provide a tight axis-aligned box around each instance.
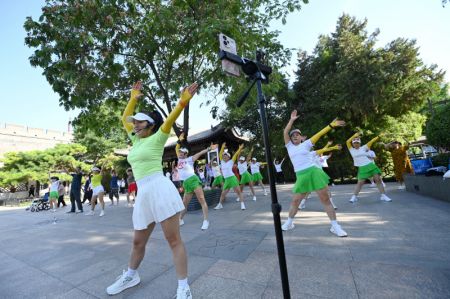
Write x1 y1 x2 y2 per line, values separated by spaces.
254 58 291 298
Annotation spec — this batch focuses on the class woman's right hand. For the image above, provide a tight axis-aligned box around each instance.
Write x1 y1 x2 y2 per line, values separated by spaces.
131 81 143 100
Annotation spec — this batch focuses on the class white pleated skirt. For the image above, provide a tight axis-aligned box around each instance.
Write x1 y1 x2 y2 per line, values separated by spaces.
132 171 185 230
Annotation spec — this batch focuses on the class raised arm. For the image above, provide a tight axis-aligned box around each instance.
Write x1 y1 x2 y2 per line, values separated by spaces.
246 147 253 162
192 146 213 162
175 132 185 156
219 142 226 161
346 132 360 150
310 119 345 145
283 110 300 144
232 144 245 162
122 81 143 134
161 83 198 134
316 144 342 156
366 136 380 149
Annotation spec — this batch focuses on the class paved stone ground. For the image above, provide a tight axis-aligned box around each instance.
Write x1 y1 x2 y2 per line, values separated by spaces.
0 183 449 299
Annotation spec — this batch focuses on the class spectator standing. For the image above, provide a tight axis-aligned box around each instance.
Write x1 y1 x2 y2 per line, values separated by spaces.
109 170 120 205
67 167 83 213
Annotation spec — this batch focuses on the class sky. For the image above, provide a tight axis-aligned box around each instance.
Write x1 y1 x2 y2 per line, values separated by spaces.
0 0 448 133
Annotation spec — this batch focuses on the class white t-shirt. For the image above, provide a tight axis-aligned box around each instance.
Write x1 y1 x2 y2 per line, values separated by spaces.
250 162 261 174
177 157 195 180
320 155 330 168
212 165 221 177
50 181 59 192
349 145 373 167
367 150 376 160
274 160 283 172
285 139 315 172
237 161 249 174
198 171 205 179
221 160 235 178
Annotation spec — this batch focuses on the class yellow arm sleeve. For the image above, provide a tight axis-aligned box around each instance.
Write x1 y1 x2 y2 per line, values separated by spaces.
232 147 243 162
366 136 380 149
346 133 360 150
122 90 140 134
160 89 194 134
175 143 180 156
316 145 341 156
219 143 226 161
310 125 332 145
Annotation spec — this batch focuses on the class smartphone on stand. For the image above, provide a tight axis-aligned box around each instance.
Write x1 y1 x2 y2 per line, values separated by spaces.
219 33 240 77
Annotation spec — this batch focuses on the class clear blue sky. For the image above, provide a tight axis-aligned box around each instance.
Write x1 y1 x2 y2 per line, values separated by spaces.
0 0 448 133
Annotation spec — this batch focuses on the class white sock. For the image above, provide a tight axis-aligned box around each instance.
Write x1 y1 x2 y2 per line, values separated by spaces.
178 278 188 288
286 217 293 226
331 220 338 226
126 267 137 277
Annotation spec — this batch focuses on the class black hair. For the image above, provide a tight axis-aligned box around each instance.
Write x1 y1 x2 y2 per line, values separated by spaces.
141 110 163 133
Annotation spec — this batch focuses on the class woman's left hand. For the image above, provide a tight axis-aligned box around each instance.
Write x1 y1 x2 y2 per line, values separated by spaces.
180 82 199 104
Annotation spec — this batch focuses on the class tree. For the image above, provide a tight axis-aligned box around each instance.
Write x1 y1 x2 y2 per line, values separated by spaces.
24 0 308 139
0 144 90 187
426 104 450 148
293 14 443 131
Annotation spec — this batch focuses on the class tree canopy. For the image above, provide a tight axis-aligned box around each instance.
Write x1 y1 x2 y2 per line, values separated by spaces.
0 144 90 186
24 0 308 138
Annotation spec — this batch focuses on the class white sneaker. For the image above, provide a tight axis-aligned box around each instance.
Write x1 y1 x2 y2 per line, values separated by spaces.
330 224 348 237
330 198 337 210
99 210 105 217
369 183 376 188
179 219 185 226
214 203 223 210
236 197 240 202
201 220 209 230
252 196 257 201
241 202 246 210
349 195 358 203
176 285 192 299
85 211 95 216
281 222 295 231
380 194 392 202
264 191 268 196
106 270 140 295
397 185 406 190
299 199 306 210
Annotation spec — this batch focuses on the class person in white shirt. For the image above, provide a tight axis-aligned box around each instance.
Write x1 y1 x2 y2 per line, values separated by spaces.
281 110 347 237
214 143 246 210
211 160 223 188
176 133 214 230
250 158 268 195
237 148 257 202
274 158 286 184
346 132 392 203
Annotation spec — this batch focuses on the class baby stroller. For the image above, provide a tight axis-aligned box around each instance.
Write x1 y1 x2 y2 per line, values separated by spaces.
29 192 50 212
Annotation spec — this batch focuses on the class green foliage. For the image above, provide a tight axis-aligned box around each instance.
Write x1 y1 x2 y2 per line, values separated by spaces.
425 103 450 148
24 0 308 137
73 128 126 163
431 153 450 168
292 14 443 132
0 144 90 187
